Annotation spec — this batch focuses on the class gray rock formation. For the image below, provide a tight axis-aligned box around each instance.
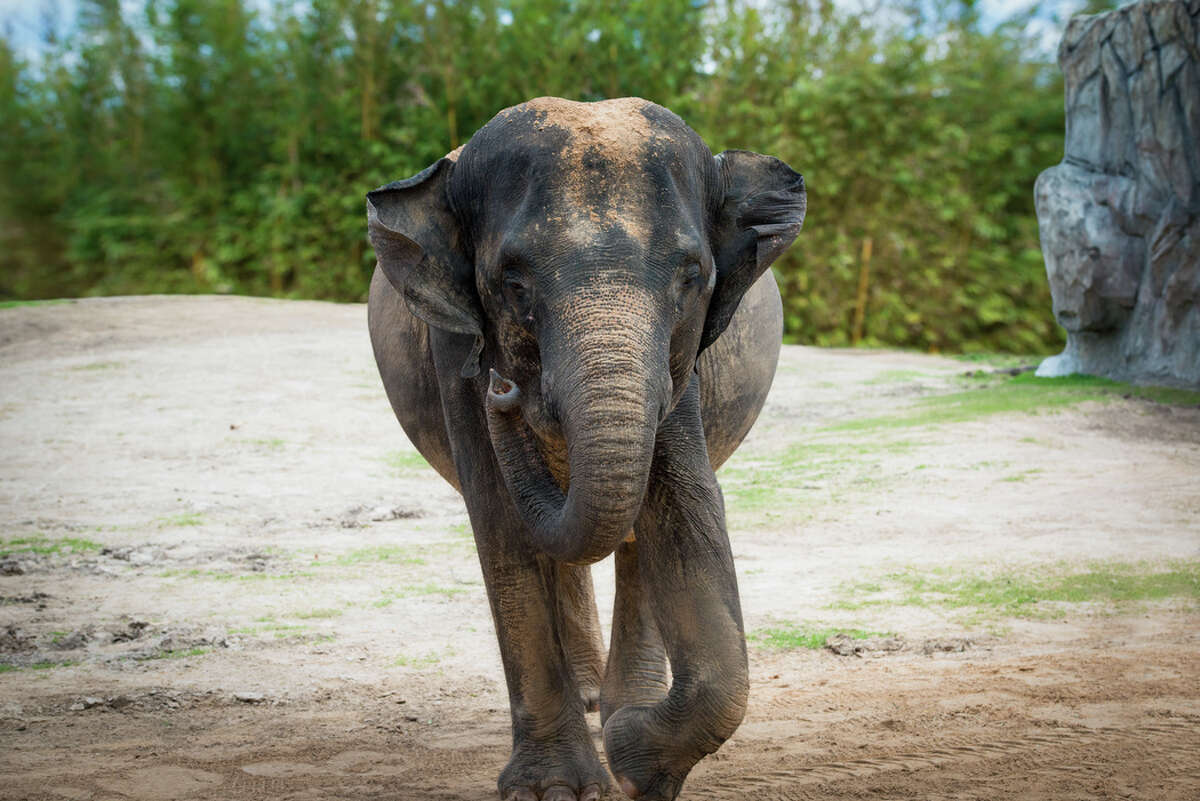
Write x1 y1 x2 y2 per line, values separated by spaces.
1035 0 1200 387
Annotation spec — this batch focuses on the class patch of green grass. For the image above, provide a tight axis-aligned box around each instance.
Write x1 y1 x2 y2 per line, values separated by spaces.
0 299 69 309
230 621 308 638
160 647 210 659
0 534 103 558
373 582 469 607
748 623 891 651
391 645 457 669
241 570 314 582
952 352 1038 368
295 607 343 620
132 647 210 661
402 581 471 599
71 360 125 371
159 568 211 579
830 373 1200 432
245 437 286 451
0 663 20 673
391 652 442 668
322 537 475 568
1127 384 1200 406
967 459 1010 471
159 567 314 582
30 660 76 670
718 439 916 520
334 545 427 567
1001 468 1043 482
832 561 1200 618
61 536 103 551
382 450 433 474
862 369 929 385
721 481 795 517
156 513 205 528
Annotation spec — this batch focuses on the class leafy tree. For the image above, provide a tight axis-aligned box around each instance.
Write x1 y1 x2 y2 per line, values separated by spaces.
0 0 1079 353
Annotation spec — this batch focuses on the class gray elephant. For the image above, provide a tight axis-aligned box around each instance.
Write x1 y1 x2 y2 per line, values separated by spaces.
367 97 805 801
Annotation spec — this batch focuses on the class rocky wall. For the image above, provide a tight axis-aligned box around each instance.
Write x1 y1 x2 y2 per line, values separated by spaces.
1035 0 1200 387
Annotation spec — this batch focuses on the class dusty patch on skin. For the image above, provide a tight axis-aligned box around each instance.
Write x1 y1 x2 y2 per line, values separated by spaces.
519 97 656 156
518 97 663 242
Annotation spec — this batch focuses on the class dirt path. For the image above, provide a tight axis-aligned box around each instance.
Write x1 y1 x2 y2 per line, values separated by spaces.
1 296 1198 800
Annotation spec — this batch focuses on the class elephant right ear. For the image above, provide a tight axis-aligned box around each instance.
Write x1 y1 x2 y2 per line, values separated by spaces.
702 150 806 353
367 157 485 377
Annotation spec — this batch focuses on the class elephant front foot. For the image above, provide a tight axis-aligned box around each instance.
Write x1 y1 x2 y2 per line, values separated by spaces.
602 685 745 800
601 706 690 800
500 730 610 801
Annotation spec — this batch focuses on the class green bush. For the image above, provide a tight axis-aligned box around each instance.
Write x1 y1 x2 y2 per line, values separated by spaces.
0 0 1105 353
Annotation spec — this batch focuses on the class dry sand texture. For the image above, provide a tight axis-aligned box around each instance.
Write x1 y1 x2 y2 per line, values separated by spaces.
1 296 1198 800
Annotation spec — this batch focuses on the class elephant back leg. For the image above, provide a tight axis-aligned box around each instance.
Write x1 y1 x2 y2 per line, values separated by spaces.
698 269 783 470
368 265 460 491
599 539 669 725
602 376 748 800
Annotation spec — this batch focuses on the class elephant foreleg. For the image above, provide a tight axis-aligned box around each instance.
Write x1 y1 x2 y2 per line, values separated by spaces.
599 539 669 725
480 545 608 801
432 339 608 801
461 488 610 801
601 377 749 801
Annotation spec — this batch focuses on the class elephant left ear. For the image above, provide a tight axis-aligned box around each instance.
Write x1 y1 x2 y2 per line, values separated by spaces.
702 150 806 353
367 156 486 378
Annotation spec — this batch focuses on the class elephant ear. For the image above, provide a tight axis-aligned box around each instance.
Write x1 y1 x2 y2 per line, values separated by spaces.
702 150 806 353
367 157 485 377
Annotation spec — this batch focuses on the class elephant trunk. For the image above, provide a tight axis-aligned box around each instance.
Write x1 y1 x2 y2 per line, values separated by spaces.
486 316 666 566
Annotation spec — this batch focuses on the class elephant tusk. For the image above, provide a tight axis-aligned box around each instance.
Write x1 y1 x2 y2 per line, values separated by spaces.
487 369 522 412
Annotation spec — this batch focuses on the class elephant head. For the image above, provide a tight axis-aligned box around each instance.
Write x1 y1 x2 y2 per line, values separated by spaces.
368 97 805 565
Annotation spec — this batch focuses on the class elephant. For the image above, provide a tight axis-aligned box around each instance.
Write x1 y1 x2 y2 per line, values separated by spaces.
367 97 805 801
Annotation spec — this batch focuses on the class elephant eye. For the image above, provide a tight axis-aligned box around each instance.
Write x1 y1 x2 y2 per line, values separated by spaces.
504 277 527 298
679 262 702 288
501 272 533 317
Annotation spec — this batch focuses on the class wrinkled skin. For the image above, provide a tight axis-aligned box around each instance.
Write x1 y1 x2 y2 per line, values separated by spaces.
367 98 805 801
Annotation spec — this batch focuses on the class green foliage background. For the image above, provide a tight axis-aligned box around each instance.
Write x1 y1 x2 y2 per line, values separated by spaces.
1 0 1111 352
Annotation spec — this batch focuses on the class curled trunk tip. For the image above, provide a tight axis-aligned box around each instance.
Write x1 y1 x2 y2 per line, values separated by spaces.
488 369 521 412
485 368 657 566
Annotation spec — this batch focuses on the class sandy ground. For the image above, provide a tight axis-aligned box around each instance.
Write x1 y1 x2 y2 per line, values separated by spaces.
1 295 1198 800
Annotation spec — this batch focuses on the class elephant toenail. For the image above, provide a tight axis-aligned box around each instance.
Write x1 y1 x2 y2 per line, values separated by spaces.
580 784 602 801
541 786 575 801
503 788 538 801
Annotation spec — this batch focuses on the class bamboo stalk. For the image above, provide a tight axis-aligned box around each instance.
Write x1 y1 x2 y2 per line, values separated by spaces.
852 236 873 345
